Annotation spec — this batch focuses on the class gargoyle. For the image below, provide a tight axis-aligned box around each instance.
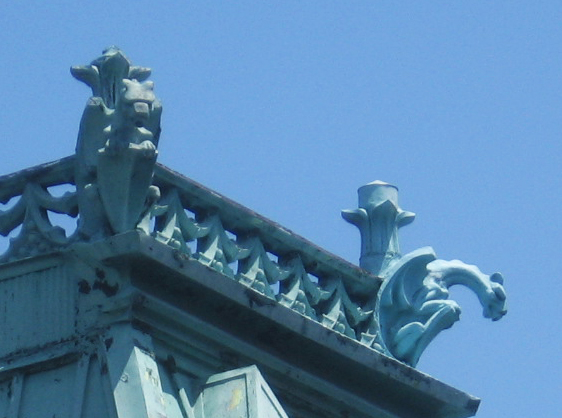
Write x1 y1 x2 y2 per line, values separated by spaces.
343 181 507 366
376 249 506 366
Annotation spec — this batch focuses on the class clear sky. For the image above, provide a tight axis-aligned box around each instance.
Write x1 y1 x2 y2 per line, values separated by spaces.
1 2 561 417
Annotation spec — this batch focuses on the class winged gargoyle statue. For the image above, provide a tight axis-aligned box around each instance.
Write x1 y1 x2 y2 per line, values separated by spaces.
343 181 507 366
72 47 162 240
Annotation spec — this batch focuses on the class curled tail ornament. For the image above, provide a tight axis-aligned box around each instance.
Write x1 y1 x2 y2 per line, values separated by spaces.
343 181 507 367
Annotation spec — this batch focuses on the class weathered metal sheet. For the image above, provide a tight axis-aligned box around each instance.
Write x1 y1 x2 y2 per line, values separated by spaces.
0 262 74 358
81 355 118 418
194 365 288 418
18 362 76 418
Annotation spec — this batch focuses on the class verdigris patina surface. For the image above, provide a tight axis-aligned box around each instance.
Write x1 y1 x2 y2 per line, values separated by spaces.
0 48 506 372
72 46 162 238
343 181 507 366
0 48 510 418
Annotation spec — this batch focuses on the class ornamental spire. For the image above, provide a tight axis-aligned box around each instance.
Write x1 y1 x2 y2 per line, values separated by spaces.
342 180 415 276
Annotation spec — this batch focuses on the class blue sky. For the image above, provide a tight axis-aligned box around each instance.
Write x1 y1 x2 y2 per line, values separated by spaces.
1 2 561 417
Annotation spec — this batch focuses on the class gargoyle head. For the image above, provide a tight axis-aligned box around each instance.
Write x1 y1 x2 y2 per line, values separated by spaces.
103 78 162 151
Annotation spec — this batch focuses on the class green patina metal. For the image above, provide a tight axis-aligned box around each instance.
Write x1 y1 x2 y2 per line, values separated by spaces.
72 46 162 238
343 181 507 366
0 48 507 418
194 365 289 418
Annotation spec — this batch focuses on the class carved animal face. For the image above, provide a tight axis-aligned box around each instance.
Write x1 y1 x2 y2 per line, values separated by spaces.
119 79 159 131
483 272 507 321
